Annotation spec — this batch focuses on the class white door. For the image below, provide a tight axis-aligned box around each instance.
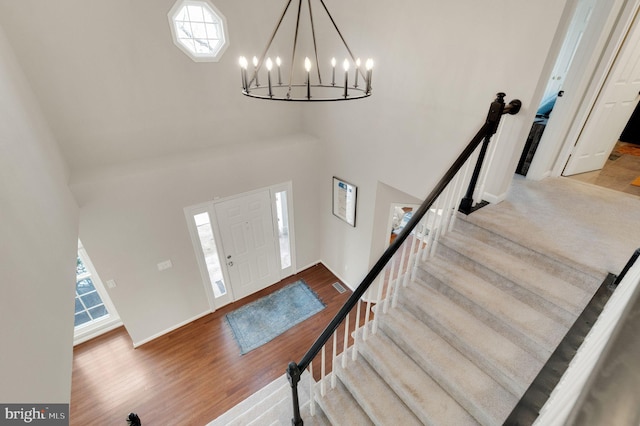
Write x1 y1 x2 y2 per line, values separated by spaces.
563 11 640 176
541 0 596 105
214 189 280 300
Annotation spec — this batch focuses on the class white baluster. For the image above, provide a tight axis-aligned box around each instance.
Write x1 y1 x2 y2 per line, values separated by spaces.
352 300 361 361
309 361 315 416
372 275 385 334
392 241 410 309
331 333 337 389
321 345 326 397
430 184 453 257
383 259 396 313
423 195 443 261
408 225 420 283
342 313 349 368
441 172 462 235
363 296 372 340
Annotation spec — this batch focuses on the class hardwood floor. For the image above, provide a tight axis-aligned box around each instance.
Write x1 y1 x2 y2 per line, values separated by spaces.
70 264 369 425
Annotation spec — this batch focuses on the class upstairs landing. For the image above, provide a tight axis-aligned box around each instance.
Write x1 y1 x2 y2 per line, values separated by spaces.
471 176 640 276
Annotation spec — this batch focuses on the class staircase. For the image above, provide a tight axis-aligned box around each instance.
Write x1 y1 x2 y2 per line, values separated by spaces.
210 214 605 425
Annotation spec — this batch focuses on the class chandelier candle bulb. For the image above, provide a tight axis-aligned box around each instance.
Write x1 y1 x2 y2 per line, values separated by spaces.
331 57 336 86
343 59 349 98
365 58 374 94
276 56 282 85
266 57 273 98
304 57 312 100
252 56 260 86
239 56 249 92
354 58 361 88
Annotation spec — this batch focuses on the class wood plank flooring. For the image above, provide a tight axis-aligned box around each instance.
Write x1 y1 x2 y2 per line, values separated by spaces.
70 264 369 425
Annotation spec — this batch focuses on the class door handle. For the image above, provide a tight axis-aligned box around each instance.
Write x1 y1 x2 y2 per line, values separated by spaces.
228 261 234 267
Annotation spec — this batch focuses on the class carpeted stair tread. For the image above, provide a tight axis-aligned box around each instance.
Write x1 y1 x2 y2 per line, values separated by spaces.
454 215 605 294
456 213 607 282
335 352 422 425
380 307 517 425
314 376 372 426
440 229 591 316
398 282 541 396
418 253 568 360
433 239 576 328
358 326 478 425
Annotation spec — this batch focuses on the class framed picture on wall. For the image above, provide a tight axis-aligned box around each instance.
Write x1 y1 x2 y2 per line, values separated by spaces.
332 177 357 227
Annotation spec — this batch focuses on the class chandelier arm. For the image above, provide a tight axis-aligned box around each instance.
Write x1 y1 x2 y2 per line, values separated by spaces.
249 0 294 87
307 0 322 84
287 0 304 98
317 0 367 82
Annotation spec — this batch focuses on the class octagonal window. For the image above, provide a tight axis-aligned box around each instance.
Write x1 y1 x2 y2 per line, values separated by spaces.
168 0 229 62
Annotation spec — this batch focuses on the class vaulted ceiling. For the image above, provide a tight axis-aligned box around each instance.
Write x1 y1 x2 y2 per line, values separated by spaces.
0 0 315 174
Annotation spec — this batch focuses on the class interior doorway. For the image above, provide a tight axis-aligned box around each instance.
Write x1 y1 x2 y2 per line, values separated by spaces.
517 0 597 176
561 5 640 177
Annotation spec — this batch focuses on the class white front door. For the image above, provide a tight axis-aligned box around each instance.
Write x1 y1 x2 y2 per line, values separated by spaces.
214 189 280 300
563 10 640 176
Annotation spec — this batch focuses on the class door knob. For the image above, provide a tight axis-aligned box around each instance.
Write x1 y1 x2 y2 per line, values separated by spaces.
228 261 234 267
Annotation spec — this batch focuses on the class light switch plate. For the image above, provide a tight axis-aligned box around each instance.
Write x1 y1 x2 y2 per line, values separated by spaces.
106 279 117 288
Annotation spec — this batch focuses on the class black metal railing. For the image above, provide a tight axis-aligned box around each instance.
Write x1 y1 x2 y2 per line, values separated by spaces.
287 92 522 425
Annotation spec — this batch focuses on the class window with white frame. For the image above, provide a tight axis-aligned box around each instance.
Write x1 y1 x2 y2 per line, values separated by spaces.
168 0 229 62
74 241 121 344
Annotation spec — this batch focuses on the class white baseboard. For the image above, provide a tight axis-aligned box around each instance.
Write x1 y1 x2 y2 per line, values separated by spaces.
132 262 355 348
295 260 323 274
132 310 211 348
482 190 508 205
73 319 124 346
319 260 355 292
296 260 355 291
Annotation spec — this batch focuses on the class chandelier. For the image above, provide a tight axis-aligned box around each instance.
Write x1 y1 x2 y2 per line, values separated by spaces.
239 0 373 101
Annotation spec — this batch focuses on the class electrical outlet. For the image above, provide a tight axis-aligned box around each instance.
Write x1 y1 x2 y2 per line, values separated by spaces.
157 260 173 271
106 279 117 289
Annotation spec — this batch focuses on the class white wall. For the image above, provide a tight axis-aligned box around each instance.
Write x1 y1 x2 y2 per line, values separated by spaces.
307 0 571 287
0 25 79 403
70 134 323 346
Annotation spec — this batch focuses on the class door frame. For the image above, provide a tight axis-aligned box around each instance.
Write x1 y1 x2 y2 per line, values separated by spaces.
527 0 640 180
185 181 296 312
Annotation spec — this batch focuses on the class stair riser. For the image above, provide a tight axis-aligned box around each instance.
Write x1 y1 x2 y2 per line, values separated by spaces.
314 375 372 426
454 217 603 289
357 327 479 425
378 310 516 425
397 287 535 397
334 352 423 425
435 239 578 328
415 263 555 362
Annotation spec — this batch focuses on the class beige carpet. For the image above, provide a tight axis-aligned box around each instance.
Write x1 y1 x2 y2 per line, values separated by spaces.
466 176 640 276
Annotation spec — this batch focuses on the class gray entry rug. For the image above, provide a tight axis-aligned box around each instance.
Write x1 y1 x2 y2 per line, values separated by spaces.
226 280 326 354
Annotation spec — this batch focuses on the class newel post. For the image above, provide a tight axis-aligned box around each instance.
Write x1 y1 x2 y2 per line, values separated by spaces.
287 361 303 426
459 92 521 215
